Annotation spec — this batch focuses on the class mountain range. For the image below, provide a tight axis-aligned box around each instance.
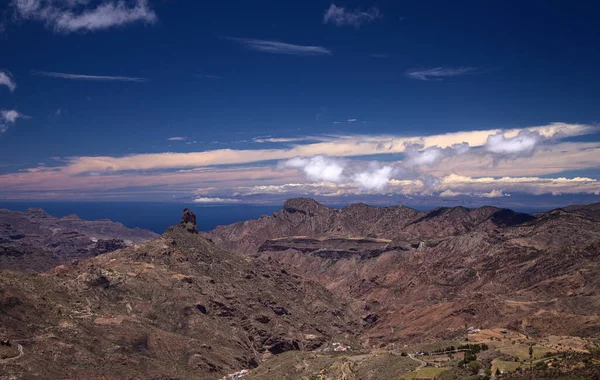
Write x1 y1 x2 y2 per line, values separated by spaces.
1 200 599 379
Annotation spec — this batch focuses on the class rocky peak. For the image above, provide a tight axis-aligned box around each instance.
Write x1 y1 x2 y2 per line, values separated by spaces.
283 198 327 216
180 208 198 233
24 208 50 218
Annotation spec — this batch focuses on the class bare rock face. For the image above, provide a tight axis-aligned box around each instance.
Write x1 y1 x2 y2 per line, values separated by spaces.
180 208 198 233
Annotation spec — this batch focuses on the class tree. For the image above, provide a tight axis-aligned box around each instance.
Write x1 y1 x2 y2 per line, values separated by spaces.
529 344 534 380
467 361 481 375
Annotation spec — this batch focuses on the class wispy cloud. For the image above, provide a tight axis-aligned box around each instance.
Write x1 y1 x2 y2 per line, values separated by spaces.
11 0 157 33
12 122 590 174
0 109 27 134
323 4 381 28
406 67 478 81
0 71 16 92
226 37 331 56
33 71 148 82
167 136 187 141
252 137 314 143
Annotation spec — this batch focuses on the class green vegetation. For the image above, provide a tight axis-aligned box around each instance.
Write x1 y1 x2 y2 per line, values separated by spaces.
400 367 449 379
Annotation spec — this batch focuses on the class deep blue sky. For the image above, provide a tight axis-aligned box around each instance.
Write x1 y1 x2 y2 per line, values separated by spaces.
0 0 599 205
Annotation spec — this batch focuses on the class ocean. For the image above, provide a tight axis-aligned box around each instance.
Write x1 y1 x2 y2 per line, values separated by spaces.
0 202 282 234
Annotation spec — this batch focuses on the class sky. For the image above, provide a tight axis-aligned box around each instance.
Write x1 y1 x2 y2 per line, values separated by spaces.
0 0 599 207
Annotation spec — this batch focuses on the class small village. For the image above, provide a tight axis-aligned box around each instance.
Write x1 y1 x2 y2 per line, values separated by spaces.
219 327 599 379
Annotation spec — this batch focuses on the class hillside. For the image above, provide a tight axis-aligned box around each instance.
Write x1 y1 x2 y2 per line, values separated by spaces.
0 209 357 379
205 199 600 344
0 208 158 273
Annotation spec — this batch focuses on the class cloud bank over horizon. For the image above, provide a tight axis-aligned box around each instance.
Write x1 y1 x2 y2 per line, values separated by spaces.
0 122 598 203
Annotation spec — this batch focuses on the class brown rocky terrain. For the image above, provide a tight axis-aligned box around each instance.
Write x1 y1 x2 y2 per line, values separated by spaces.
0 209 357 379
0 208 158 273
205 198 600 345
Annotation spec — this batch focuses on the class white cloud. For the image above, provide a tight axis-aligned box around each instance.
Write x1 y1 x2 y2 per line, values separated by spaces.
10 122 591 175
439 189 509 198
226 37 331 56
252 137 313 143
479 189 509 198
323 4 381 27
406 67 478 81
484 130 539 158
352 164 394 191
12 0 157 33
0 71 16 92
438 174 599 196
405 142 470 166
1 110 21 123
167 136 187 141
281 155 346 183
34 71 148 82
192 197 240 204
347 118 357 123
0 109 27 134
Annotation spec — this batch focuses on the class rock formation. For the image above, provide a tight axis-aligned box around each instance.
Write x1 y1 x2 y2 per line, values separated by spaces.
180 208 198 233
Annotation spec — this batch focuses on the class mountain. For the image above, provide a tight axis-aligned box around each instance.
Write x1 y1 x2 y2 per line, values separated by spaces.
0 208 158 273
204 198 600 344
0 209 357 379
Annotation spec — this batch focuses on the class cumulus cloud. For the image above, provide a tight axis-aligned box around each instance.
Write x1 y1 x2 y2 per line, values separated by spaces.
34 71 148 82
323 4 381 27
0 71 16 92
193 197 240 204
406 67 478 81
352 164 394 191
281 155 346 183
404 142 470 166
226 37 331 56
484 130 540 159
167 136 187 141
11 0 157 33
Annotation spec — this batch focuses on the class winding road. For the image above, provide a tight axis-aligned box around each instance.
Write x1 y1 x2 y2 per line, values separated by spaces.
407 353 427 370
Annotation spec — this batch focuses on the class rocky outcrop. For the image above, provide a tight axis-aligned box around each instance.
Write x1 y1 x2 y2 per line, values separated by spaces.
180 208 198 233
92 239 127 255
